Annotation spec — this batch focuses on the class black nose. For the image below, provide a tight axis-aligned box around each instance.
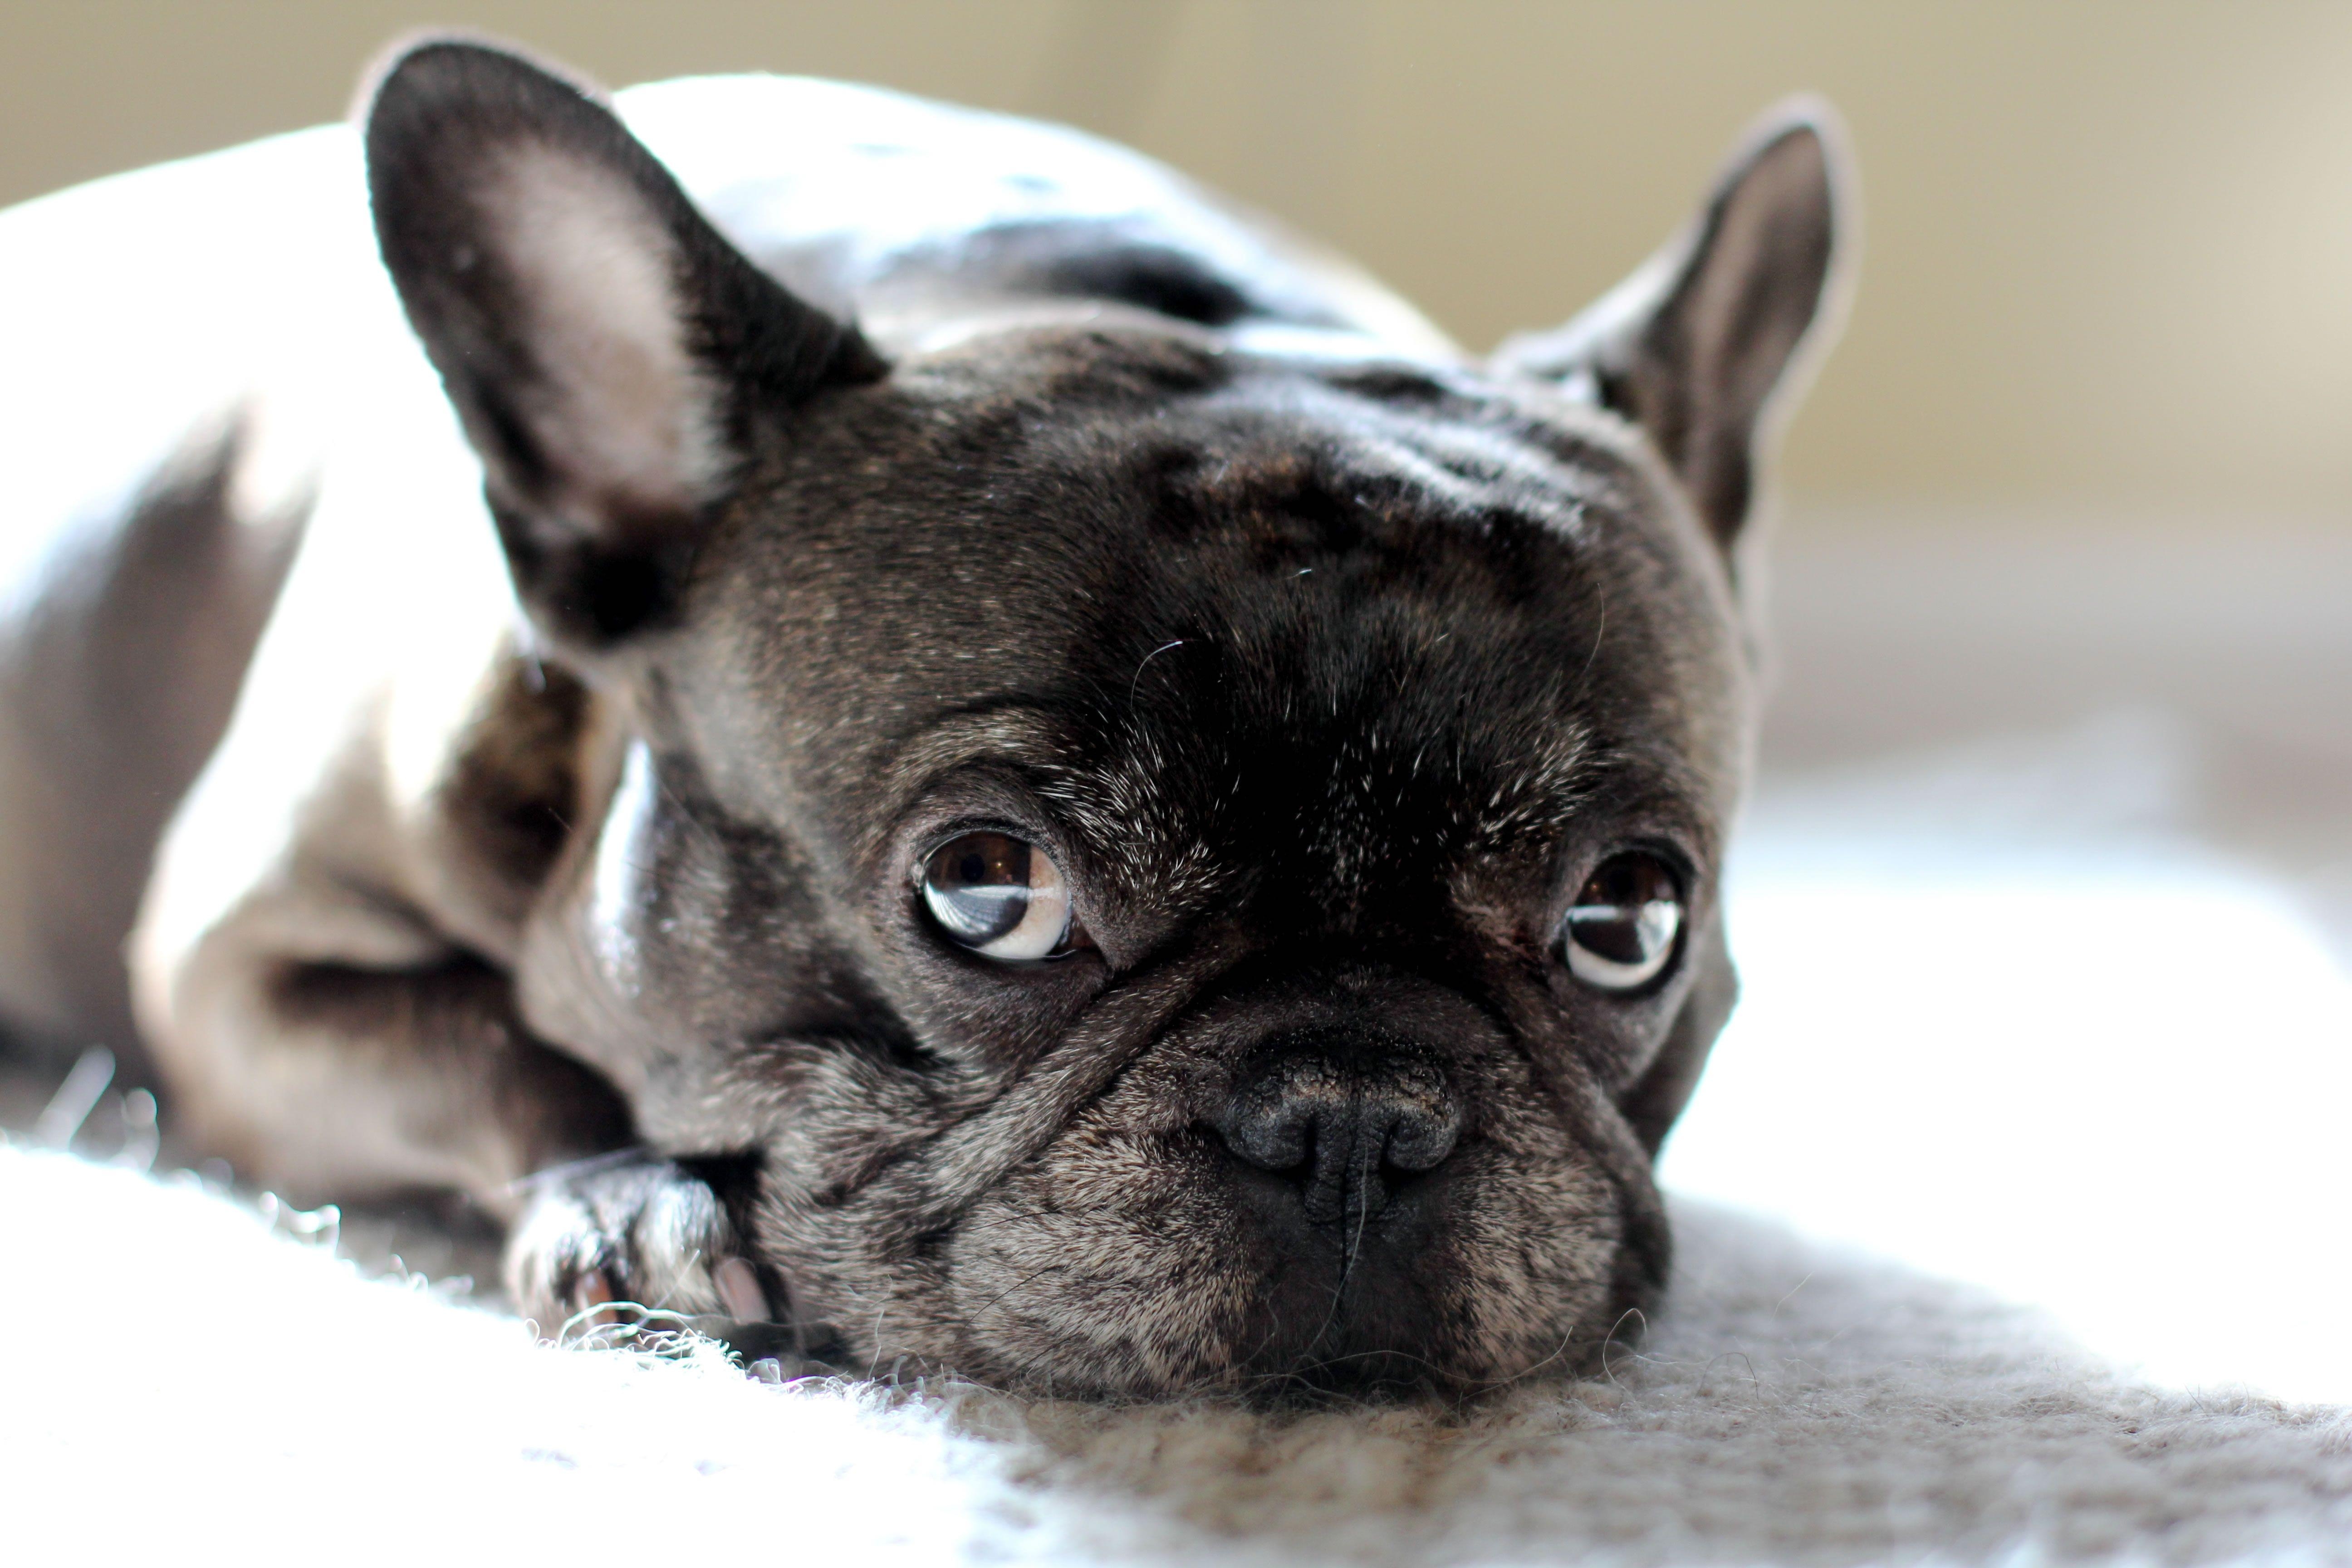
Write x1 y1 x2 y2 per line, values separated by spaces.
1211 1046 1462 1225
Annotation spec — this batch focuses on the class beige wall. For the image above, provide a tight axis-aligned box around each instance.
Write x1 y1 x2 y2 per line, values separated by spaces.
5 1 2351 522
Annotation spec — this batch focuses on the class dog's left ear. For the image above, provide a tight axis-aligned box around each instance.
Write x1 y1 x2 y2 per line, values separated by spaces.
364 37 884 646
1494 101 1852 549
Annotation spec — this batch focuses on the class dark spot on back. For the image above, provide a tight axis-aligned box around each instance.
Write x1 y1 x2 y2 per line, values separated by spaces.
912 221 1265 328
1041 245 1255 327
1323 364 1456 406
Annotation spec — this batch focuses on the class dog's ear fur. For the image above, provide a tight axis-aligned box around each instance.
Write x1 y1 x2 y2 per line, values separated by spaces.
1495 101 1851 548
363 38 884 646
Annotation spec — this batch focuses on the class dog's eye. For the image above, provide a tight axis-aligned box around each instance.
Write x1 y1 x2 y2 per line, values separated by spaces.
1562 853 1683 993
921 832 1083 961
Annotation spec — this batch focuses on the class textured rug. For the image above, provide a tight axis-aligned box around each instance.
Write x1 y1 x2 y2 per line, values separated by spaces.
5 1144 2349 1567
9 716 2350 1565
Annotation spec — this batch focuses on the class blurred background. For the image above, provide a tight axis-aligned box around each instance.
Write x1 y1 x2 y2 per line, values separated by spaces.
4 3 2348 1396
6 1 2348 836
10 2 2352 510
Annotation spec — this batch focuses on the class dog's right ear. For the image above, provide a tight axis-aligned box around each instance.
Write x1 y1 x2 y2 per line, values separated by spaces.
1493 102 1851 554
364 38 883 647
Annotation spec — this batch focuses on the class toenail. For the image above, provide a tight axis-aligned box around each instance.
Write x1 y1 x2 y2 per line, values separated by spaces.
713 1256 767 1321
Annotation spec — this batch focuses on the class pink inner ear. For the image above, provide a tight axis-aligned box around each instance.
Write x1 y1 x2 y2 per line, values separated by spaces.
483 142 727 526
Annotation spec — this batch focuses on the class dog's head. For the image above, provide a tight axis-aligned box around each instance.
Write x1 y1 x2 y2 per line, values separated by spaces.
365 41 1846 1396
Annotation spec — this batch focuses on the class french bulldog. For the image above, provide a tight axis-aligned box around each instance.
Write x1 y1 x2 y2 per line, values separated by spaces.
0 37 1847 1397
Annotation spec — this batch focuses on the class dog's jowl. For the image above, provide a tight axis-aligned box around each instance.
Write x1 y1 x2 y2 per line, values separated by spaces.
0 40 1847 1396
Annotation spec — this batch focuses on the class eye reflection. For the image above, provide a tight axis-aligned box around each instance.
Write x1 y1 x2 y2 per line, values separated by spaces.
921 832 1078 961
1563 852 1684 992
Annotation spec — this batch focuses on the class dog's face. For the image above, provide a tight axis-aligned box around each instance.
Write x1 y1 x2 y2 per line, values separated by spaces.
368 44 1841 1396
641 335 1751 1393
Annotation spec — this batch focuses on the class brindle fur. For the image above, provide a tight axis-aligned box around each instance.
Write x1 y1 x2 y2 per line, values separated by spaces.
0 39 1846 1398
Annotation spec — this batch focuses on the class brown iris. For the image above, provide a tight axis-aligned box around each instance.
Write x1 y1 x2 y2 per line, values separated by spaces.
921 832 1079 960
1562 852 1683 992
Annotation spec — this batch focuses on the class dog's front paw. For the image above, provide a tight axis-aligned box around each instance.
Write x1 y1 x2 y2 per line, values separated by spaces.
504 1152 774 1340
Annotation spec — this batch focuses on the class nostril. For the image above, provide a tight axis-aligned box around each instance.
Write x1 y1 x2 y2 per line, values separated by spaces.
1209 1072 1328 1176
1212 1057 1349 1176
1211 1102 1313 1174
1378 1102 1462 1175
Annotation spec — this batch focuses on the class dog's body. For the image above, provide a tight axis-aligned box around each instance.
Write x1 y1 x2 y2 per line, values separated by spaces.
0 44 1845 1397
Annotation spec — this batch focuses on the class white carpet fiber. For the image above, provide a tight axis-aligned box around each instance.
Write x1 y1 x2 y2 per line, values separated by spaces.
8 718 2349 1565
6 1148 2348 1566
